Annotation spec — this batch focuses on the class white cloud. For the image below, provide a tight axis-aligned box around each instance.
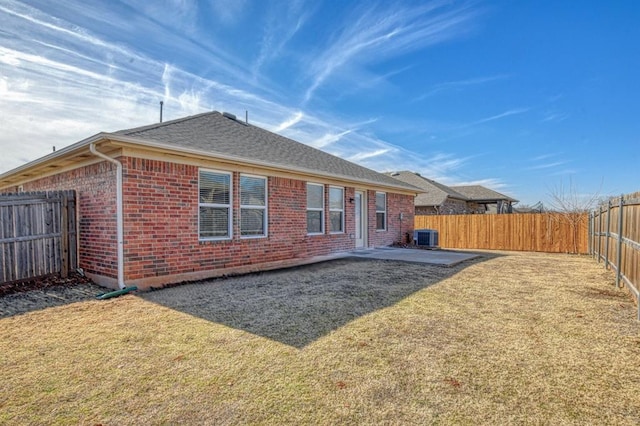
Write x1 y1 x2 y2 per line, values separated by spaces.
274 111 304 132
302 2 478 102
0 51 21 66
135 0 200 33
461 108 530 128
311 130 353 148
0 1 137 60
451 178 510 191
415 74 509 101
526 161 569 171
531 153 562 161
208 0 247 25
348 149 390 162
0 0 478 194
541 111 569 123
252 0 313 77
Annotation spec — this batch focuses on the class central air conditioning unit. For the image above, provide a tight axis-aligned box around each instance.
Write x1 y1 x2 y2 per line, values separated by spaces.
414 229 439 248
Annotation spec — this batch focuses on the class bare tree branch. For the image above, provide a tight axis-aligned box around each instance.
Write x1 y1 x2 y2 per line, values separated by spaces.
546 178 601 254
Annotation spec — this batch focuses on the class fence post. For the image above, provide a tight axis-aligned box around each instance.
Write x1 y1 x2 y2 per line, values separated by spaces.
60 192 69 279
596 205 602 263
604 200 611 269
615 196 624 289
592 210 597 259
11 203 18 280
587 211 593 257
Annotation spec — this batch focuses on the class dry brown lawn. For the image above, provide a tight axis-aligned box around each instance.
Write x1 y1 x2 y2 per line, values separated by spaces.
1 251 639 425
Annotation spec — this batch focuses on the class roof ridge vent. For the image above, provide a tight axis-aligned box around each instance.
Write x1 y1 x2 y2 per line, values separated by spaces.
222 111 248 126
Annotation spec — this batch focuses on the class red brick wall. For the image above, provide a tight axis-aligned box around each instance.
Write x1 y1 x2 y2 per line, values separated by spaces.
121 158 198 280
7 156 414 287
368 190 415 247
119 159 361 283
11 162 119 280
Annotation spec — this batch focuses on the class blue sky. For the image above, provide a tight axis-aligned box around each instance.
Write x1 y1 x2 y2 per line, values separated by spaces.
0 0 638 206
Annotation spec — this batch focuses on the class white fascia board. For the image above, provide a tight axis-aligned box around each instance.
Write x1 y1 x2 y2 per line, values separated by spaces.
104 134 419 195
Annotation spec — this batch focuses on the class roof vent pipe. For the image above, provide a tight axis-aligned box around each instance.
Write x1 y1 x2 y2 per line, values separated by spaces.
159 101 164 123
89 143 126 289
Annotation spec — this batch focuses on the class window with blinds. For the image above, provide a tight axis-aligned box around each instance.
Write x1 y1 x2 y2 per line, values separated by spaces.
199 170 232 239
240 175 267 237
329 186 344 233
307 183 324 234
376 192 387 231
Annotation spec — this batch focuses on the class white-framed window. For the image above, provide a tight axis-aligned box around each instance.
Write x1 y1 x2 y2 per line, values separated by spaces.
376 192 387 231
199 169 232 240
307 183 324 234
329 186 344 233
240 174 267 237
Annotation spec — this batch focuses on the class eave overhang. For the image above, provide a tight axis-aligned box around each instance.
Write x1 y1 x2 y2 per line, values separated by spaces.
0 133 419 196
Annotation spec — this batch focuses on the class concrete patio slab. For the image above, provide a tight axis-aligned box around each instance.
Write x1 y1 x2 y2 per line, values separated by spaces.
348 247 478 266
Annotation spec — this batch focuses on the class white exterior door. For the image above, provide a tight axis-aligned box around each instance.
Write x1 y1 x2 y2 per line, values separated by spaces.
355 191 366 248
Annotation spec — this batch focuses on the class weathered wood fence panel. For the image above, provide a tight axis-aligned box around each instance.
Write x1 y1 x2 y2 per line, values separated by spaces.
415 213 588 254
0 191 77 283
590 192 640 320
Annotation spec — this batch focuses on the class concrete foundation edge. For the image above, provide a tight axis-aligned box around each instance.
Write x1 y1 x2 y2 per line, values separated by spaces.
85 252 353 291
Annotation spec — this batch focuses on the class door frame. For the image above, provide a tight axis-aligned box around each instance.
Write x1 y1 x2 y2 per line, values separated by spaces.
354 190 367 249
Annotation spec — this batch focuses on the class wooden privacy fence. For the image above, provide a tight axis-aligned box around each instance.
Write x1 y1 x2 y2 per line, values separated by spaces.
590 192 640 320
415 213 588 254
0 191 77 283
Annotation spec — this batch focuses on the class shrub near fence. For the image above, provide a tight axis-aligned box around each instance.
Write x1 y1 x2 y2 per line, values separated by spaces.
590 192 640 320
414 213 588 254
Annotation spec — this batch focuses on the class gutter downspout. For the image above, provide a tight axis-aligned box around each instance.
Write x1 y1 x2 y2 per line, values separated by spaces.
89 143 126 289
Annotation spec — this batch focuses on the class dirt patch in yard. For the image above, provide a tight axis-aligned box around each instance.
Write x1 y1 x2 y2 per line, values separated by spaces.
0 272 94 297
141 255 488 348
0 273 107 318
1 251 638 425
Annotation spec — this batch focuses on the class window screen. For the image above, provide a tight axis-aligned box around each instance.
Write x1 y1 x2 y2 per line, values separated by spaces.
240 175 267 237
376 192 386 231
329 187 344 233
199 170 231 239
307 183 324 234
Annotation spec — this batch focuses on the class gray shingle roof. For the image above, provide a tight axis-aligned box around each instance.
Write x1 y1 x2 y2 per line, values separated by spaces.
450 185 518 203
385 171 467 206
115 111 417 191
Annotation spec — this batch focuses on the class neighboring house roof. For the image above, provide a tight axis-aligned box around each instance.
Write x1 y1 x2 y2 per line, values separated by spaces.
0 111 419 193
385 171 468 206
450 185 518 203
514 201 544 213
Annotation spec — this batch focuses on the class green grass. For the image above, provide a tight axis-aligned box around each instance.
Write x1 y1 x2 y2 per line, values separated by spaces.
1 252 639 425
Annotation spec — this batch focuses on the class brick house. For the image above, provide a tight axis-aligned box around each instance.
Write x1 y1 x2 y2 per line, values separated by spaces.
449 185 517 214
387 171 517 215
386 171 472 214
0 112 418 290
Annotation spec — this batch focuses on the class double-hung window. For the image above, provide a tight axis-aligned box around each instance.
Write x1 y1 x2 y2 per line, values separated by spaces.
307 183 324 234
199 170 232 239
329 186 344 233
376 192 387 231
240 175 267 237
